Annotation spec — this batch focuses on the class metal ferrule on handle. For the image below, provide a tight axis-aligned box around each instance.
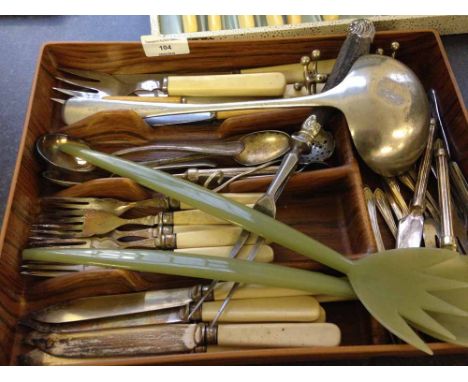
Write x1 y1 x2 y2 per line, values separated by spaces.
434 139 458 252
411 118 437 210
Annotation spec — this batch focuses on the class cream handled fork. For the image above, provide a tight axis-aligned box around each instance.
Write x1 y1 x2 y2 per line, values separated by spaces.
33 209 236 238
56 68 287 98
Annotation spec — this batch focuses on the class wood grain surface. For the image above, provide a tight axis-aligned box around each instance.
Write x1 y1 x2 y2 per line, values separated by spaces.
0 30 467 365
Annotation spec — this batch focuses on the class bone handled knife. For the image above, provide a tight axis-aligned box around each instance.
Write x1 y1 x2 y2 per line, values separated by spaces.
27 285 321 324
396 118 437 248
23 322 341 358
22 295 322 333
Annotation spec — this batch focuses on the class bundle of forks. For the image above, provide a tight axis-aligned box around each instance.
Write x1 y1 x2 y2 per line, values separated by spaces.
24 193 276 277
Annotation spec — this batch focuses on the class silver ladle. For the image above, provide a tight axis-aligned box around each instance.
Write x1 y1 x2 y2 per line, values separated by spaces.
63 55 429 176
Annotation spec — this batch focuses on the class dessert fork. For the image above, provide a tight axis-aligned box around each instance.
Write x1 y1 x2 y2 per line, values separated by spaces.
32 209 231 238
56 68 287 98
40 194 261 216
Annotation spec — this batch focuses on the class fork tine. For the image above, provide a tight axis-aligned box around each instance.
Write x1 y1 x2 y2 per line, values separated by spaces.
55 75 102 91
41 197 95 204
21 271 72 278
31 224 83 232
38 210 85 218
51 98 66 105
22 263 87 271
27 239 89 248
35 216 85 224
28 229 82 238
58 67 112 82
53 87 98 99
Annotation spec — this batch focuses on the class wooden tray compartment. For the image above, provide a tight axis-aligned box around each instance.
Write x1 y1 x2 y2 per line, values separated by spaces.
1 30 467 365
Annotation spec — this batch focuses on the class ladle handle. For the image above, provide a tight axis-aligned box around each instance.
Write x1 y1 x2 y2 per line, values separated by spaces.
313 18 375 123
412 118 437 210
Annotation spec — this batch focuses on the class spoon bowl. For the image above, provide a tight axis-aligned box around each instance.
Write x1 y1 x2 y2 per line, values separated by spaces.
37 134 94 172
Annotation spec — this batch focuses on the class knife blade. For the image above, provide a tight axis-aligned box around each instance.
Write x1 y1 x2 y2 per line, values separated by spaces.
23 322 341 358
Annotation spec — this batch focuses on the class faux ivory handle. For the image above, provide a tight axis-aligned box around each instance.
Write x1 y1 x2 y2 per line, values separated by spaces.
173 209 230 225
201 296 320 322
212 282 353 302
103 96 182 103
175 245 274 263
241 60 336 83
213 283 312 300
216 323 341 347
179 193 262 209
167 73 286 97
176 227 258 248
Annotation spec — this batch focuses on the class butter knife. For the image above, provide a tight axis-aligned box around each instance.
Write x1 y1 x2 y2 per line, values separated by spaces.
396 118 437 248
22 295 321 333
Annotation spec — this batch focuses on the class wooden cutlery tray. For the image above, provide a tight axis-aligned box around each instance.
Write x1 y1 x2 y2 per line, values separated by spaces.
0 30 467 365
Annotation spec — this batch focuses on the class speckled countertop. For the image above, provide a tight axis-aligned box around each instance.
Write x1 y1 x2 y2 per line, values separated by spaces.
0 15 467 365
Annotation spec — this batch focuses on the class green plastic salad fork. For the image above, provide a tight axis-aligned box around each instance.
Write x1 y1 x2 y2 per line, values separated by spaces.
23 140 468 354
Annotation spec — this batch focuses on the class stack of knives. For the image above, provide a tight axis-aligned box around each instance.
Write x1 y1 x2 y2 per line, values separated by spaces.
19 282 343 364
